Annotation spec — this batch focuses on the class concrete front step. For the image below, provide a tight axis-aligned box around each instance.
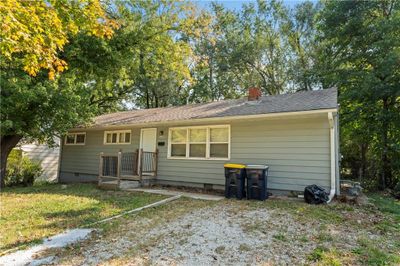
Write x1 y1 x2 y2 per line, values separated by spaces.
120 180 140 190
98 180 141 190
98 181 119 190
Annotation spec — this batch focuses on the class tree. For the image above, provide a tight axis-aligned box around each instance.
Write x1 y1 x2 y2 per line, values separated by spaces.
318 0 400 189
234 0 291 95
0 36 109 187
284 1 322 91
0 0 117 79
0 0 116 187
189 0 313 98
0 0 203 187
102 0 205 109
188 3 244 102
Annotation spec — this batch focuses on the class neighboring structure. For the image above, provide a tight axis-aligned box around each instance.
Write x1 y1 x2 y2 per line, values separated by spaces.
59 88 339 197
21 140 60 182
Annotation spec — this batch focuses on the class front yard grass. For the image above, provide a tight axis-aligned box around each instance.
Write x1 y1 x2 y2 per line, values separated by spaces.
0 183 166 253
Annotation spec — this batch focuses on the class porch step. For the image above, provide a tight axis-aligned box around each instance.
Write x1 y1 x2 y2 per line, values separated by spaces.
120 175 141 181
98 180 141 190
98 181 119 190
120 180 140 190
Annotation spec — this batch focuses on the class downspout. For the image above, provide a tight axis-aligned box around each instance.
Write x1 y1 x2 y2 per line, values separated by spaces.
327 112 336 203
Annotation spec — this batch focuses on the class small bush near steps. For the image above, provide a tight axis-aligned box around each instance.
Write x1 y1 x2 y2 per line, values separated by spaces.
5 149 43 187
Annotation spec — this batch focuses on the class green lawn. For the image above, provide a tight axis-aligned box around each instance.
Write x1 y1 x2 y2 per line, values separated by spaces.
0 183 166 253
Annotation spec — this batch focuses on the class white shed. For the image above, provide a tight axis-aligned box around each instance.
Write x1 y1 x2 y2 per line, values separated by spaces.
20 139 60 182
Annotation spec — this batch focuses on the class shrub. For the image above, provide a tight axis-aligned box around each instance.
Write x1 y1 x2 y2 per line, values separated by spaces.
5 149 43 187
392 182 400 199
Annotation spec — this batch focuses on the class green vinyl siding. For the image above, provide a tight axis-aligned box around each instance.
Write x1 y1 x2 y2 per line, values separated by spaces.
60 129 140 175
60 113 333 192
156 115 331 191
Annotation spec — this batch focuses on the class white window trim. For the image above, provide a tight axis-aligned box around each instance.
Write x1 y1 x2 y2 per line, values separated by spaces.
168 125 230 160
103 130 132 145
64 132 86 145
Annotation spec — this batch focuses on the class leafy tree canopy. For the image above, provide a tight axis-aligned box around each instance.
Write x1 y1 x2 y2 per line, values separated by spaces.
0 0 205 186
1 0 399 191
318 0 400 188
0 0 118 78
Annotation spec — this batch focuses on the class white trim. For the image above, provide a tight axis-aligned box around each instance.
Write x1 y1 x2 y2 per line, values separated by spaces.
139 128 157 151
327 112 336 203
71 108 338 131
139 128 157 174
103 130 131 145
64 132 86 145
335 111 340 195
56 137 63 182
206 127 210 158
168 125 230 161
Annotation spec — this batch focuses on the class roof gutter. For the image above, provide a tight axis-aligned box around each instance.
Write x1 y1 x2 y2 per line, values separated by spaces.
327 112 336 203
70 108 338 131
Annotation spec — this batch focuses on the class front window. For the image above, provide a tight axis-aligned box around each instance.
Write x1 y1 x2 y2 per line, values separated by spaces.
104 130 131 144
168 125 230 160
170 129 187 157
65 133 86 145
189 128 206 158
209 128 229 158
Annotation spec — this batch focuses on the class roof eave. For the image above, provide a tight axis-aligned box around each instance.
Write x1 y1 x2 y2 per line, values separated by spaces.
69 107 338 132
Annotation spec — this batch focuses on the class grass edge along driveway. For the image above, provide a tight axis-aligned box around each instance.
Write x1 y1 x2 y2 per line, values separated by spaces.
0 183 167 253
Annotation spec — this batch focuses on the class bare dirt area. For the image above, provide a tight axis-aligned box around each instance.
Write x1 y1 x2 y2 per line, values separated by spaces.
44 196 399 266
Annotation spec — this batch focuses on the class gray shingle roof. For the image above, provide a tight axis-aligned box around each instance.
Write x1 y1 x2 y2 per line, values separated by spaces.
92 88 337 127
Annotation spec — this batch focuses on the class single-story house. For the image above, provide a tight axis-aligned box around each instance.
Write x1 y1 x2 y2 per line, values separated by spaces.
59 88 339 197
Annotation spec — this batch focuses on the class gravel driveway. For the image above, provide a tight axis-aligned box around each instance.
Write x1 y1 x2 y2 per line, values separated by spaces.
49 198 389 266
146 205 319 265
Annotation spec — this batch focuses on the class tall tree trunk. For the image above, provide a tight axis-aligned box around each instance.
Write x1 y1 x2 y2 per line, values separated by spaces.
154 93 159 108
381 97 390 190
359 143 367 183
139 51 150 109
145 90 150 109
209 52 214 100
0 135 23 188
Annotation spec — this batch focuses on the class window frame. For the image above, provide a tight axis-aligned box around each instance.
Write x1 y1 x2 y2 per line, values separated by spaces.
103 130 132 145
168 125 230 160
64 132 86 145
188 128 207 159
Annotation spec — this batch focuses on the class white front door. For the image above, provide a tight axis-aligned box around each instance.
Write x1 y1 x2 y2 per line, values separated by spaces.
140 128 157 175
140 128 157 152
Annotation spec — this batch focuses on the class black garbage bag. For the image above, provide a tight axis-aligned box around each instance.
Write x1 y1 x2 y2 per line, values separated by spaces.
304 185 329 204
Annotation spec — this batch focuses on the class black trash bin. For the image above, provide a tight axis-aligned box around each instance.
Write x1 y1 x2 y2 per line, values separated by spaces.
224 163 246 199
246 164 269 200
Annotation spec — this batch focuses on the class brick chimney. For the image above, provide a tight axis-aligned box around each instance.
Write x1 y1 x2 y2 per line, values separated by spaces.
248 87 262 101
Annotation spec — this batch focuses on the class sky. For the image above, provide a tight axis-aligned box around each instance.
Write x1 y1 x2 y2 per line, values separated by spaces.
193 0 315 10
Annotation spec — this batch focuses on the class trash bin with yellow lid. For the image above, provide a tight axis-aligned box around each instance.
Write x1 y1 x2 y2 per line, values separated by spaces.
224 163 246 199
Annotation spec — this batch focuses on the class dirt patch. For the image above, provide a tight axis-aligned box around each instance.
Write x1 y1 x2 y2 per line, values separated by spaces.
149 184 225 196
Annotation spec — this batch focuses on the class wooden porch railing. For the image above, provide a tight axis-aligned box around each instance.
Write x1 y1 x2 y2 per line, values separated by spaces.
98 149 158 186
139 149 158 177
121 151 139 177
